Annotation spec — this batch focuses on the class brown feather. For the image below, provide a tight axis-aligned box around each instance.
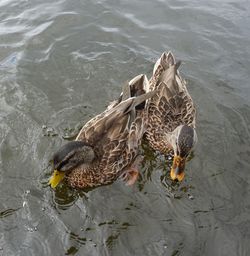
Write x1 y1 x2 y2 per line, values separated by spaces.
65 75 154 188
146 52 196 154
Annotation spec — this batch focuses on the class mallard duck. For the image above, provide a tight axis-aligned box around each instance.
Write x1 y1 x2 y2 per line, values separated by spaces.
49 74 155 189
145 52 197 181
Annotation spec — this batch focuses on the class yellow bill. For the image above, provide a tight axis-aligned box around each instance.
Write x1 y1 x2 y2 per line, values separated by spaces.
49 170 65 188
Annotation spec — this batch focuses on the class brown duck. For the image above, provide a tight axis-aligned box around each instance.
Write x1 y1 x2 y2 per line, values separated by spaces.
145 52 197 181
49 74 155 189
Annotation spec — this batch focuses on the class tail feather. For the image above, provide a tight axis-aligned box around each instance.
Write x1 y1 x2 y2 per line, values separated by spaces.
156 60 185 95
153 51 176 75
115 74 149 105
129 74 150 94
157 61 177 82
98 86 155 135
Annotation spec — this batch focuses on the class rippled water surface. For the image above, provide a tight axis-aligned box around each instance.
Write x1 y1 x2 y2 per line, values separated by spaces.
1 0 250 255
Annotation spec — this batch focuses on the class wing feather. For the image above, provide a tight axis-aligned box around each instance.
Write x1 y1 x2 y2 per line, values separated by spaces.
147 52 196 132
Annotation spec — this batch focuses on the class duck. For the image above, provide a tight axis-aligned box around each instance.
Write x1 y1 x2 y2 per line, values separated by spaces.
49 74 155 189
145 52 197 182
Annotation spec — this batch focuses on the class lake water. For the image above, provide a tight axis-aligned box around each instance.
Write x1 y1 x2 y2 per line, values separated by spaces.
1 0 250 255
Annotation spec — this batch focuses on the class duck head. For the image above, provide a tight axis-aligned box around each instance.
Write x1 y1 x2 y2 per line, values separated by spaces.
49 141 95 188
169 125 197 182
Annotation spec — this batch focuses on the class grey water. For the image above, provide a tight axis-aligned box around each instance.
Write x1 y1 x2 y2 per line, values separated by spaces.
1 0 250 255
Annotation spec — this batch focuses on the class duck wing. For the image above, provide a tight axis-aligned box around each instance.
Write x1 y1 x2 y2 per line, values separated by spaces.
76 76 155 172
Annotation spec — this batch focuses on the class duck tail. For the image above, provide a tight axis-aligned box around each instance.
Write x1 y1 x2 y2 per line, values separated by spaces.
108 74 150 110
153 51 176 75
129 74 150 94
120 74 149 100
157 61 181 86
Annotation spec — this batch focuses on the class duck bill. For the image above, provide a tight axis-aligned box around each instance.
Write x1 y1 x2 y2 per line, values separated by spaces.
49 170 65 188
170 155 186 182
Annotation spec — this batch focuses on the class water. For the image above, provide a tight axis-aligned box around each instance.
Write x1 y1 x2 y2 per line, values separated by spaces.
0 0 250 255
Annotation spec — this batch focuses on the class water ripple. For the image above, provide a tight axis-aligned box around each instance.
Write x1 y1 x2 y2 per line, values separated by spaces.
0 0 250 255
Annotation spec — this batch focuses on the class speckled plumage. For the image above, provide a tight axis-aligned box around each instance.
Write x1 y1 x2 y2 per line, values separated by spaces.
145 52 196 155
64 75 155 188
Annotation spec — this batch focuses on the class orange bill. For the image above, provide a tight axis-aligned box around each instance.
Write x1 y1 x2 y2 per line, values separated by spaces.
170 155 186 182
